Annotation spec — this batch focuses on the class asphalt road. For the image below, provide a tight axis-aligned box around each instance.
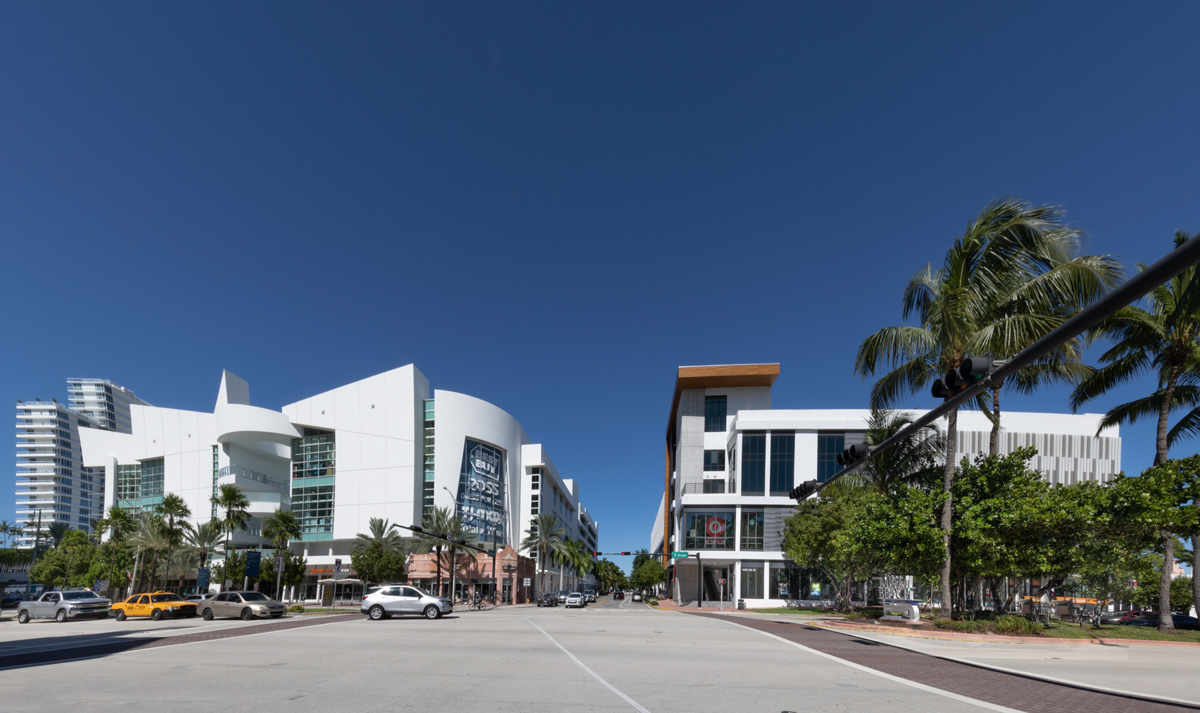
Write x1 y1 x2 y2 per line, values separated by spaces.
0 598 1192 713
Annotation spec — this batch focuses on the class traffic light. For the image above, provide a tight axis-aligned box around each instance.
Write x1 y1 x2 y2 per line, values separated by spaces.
593 552 602 556
836 443 870 467
620 552 631 556
932 355 997 399
789 480 818 501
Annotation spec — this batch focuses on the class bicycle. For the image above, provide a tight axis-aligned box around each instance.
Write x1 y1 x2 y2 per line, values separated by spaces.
470 596 496 611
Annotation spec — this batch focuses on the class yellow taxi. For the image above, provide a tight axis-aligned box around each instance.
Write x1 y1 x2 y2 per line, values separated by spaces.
110 591 198 621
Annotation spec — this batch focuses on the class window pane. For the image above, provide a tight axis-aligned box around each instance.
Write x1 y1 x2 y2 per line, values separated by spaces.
741 565 763 599
817 433 845 483
683 511 734 549
704 396 727 432
742 433 765 495
740 511 763 550
770 433 794 495
703 450 726 472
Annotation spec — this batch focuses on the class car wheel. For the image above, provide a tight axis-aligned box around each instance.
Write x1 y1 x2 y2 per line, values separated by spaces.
423 605 440 620
202 609 214 621
240 608 253 621
56 609 68 623
368 605 387 620
17 610 29 624
115 610 127 621
151 608 163 621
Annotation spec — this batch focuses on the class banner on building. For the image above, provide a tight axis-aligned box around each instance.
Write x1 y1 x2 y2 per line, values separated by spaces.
457 439 507 546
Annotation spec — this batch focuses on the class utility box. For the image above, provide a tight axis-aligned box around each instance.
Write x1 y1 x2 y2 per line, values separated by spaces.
881 598 921 622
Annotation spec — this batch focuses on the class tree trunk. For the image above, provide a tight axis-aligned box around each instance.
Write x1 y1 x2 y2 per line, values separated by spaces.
1155 367 1181 465
1159 531 1176 632
989 385 1001 457
939 408 958 619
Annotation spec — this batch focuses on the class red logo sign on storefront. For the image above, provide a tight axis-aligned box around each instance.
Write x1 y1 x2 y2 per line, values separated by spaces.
706 516 725 538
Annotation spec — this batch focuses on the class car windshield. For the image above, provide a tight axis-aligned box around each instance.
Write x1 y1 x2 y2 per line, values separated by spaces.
62 591 98 600
151 594 178 602
241 593 269 601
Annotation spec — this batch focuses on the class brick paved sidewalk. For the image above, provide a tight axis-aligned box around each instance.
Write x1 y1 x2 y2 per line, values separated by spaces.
690 611 1200 713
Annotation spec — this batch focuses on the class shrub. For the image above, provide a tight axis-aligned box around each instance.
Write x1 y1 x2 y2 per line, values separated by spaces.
995 615 1042 636
287 605 305 612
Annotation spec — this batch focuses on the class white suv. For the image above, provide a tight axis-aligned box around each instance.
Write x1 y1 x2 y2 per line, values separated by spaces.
362 584 453 620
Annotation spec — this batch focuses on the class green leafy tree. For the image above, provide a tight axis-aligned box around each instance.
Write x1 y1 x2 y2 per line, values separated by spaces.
847 483 945 599
631 548 651 573
351 517 410 588
129 516 170 592
1107 456 1200 631
47 521 71 548
856 200 1117 617
29 530 96 588
519 513 566 600
1072 231 1200 616
210 550 248 590
444 516 478 599
783 478 880 611
259 550 308 601
631 558 666 594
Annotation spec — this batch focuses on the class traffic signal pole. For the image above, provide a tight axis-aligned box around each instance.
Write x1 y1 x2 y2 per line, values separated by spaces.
792 230 1200 500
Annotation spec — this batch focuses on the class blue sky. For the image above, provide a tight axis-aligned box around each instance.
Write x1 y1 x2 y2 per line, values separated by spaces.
3 3 1198 574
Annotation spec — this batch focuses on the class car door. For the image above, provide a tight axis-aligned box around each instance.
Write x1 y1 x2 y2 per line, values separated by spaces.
36 593 60 618
213 593 234 617
398 587 425 615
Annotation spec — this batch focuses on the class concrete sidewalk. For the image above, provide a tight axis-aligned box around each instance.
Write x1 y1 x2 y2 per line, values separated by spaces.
656 599 1200 706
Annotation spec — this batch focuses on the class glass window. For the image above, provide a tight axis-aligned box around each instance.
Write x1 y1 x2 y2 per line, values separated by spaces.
741 433 765 495
741 565 763 599
771 564 801 599
740 511 764 550
704 396 727 432
682 511 734 549
770 433 794 495
817 433 845 483
702 479 725 494
703 450 725 472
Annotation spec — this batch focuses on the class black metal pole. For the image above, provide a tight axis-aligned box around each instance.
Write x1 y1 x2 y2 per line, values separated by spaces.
696 552 702 608
491 529 497 603
799 231 1200 497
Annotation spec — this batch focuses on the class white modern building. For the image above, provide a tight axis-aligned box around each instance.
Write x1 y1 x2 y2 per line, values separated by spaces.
654 364 1121 608
78 365 598 594
14 379 147 545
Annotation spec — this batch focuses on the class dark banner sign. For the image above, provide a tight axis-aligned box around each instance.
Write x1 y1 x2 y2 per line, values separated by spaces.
456 439 507 545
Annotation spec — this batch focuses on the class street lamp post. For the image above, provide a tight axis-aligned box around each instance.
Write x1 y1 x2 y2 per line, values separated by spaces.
442 487 458 601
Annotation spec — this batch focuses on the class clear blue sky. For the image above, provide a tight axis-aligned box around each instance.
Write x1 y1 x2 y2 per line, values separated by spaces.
3 3 1198 575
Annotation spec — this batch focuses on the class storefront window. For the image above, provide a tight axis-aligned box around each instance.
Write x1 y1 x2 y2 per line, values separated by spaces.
740 511 763 550
741 564 763 599
683 511 733 549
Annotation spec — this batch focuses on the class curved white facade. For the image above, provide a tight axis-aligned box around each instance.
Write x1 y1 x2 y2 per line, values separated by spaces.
77 364 598 587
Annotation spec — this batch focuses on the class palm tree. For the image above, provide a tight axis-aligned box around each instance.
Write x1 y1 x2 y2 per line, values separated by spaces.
155 494 192 590
211 484 250 588
47 521 71 548
0 520 12 548
859 409 945 495
129 517 170 593
520 514 566 600
184 519 224 569
264 509 303 553
444 516 478 601
1071 230 1200 632
855 199 1114 617
414 507 452 596
104 506 137 542
353 517 405 555
564 539 594 590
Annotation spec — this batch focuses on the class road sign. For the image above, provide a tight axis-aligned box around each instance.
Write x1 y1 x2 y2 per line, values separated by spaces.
246 550 262 577
274 554 286 572
523 578 531 586
94 580 109 595
671 552 689 559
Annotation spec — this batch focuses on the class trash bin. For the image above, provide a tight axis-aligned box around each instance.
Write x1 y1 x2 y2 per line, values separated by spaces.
738 599 745 610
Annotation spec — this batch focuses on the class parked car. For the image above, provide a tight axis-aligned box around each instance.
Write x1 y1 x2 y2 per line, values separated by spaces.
1111 610 1154 625
361 584 453 620
632 592 643 602
17 589 112 623
565 592 585 608
199 591 286 620
110 592 197 621
2 591 26 608
1126 613 1200 630
556 589 570 603
613 591 624 600
1096 609 1136 625
536 593 558 607
583 589 597 603
186 593 216 603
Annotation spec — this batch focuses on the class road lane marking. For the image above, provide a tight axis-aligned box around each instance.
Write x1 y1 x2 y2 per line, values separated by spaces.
526 618 652 713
